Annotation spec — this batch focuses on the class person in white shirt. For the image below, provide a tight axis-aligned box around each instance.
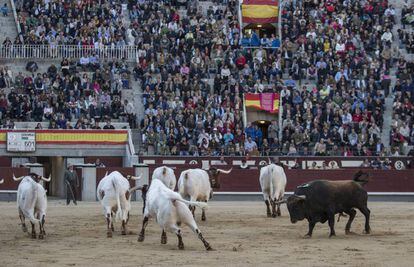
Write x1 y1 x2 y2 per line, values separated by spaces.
381 29 393 43
244 137 257 153
79 56 90 69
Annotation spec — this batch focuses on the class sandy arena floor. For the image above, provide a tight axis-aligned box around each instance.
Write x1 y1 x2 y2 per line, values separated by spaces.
0 200 414 267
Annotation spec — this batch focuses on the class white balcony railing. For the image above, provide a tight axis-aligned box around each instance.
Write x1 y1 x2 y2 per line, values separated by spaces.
0 44 139 61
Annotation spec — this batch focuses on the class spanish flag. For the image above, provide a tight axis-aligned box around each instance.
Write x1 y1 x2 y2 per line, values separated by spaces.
242 0 279 24
245 93 280 113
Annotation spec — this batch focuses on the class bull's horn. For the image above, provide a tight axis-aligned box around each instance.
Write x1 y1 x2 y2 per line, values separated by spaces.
41 175 51 182
217 168 232 174
128 185 143 193
127 174 142 180
268 157 272 164
295 195 306 200
13 174 25 181
104 171 108 177
0 178 4 184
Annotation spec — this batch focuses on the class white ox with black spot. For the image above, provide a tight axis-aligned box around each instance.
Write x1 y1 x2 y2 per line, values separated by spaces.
14 173 51 239
97 171 143 237
137 178 212 250
178 167 232 221
259 163 287 217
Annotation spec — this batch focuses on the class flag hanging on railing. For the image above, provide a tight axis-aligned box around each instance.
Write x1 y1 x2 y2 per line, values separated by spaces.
244 93 280 113
242 0 279 24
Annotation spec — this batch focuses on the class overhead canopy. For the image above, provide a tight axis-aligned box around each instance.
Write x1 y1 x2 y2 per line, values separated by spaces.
242 0 279 24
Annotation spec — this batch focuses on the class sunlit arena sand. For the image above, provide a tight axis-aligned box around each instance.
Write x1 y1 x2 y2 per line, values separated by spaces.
1 201 414 267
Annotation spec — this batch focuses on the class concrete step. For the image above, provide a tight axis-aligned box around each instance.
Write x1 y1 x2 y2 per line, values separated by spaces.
0 0 17 43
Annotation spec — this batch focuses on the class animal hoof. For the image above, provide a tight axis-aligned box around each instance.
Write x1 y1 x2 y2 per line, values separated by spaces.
178 245 185 250
364 230 371 235
161 237 167 244
31 234 37 239
38 234 44 240
138 235 145 242
345 230 356 235
107 232 113 238
329 233 336 238
201 216 206 221
22 226 27 233
121 230 127 235
266 213 272 218
272 213 277 218
303 234 312 239
206 246 214 251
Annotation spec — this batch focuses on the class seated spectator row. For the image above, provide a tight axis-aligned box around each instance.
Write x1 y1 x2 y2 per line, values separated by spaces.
0 59 136 128
391 58 414 153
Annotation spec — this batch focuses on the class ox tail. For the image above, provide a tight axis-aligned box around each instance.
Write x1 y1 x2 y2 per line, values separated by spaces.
269 166 275 197
175 198 208 209
22 209 40 225
20 182 40 224
112 179 122 222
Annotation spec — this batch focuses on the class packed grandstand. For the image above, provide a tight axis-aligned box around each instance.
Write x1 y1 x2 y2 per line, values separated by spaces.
0 0 413 159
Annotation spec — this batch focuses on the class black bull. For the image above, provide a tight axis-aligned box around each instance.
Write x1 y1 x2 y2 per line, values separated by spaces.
282 171 371 237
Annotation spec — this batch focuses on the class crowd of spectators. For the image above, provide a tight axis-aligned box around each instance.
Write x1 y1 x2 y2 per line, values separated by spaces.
398 29 414 53
13 0 129 46
139 0 252 156
1 0 414 157
276 0 399 157
391 58 414 154
0 58 136 129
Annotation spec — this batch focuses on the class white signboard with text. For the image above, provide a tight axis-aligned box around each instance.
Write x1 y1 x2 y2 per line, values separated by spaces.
7 132 36 152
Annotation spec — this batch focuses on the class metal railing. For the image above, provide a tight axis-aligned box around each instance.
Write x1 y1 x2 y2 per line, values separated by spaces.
0 44 139 61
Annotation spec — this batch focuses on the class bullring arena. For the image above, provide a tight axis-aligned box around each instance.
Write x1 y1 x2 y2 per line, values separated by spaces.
2 0 414 266
1 200 414 266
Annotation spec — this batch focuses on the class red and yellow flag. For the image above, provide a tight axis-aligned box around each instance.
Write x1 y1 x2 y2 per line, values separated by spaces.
242 0 279 24
245 93 280 113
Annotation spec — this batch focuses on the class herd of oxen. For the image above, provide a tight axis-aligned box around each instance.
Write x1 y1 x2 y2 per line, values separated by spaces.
7 163 372 250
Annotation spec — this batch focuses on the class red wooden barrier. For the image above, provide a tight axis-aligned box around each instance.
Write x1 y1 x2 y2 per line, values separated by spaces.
85 157 123 167
145 166 414 193
0 168 31 190
0 157 12 167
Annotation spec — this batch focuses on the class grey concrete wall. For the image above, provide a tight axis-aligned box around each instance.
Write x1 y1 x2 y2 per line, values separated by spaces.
134 164 149 202
51 157 65 198
81 167 97 201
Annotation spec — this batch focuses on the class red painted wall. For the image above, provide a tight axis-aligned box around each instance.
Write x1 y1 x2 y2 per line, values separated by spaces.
0 157 12 167
84 157 123 167
0 168 31 190
146 165 414 193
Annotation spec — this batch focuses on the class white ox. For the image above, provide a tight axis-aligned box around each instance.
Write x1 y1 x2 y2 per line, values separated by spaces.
97 171 143 237
178 167 232 221
152 166 176 190
137 179 212 250
14 173 50 239
259 163 287 217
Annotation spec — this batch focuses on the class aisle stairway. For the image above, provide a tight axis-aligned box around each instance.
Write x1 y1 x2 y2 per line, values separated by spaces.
0 0 18 44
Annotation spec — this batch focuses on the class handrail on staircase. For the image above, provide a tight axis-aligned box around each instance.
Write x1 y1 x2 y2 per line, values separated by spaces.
9 0 23 43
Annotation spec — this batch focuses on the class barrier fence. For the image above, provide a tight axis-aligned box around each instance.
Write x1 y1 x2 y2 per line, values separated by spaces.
0 45 139 61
